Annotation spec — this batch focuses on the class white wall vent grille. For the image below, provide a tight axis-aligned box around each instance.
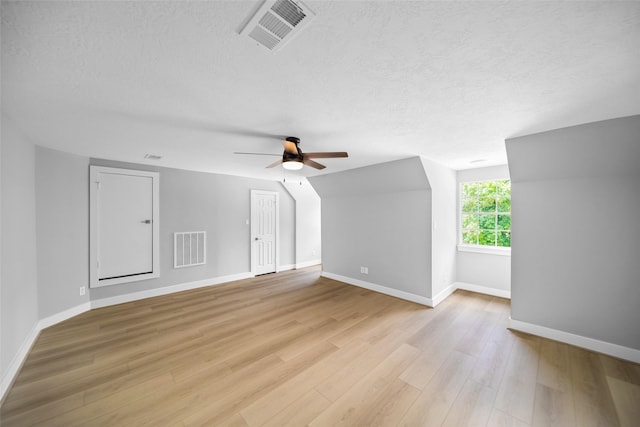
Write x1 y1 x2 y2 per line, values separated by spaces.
240 0 315 52
174 231 206 268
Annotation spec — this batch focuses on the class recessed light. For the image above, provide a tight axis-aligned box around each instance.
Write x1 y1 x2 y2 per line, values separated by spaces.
470 159 487 164
144 154 162 160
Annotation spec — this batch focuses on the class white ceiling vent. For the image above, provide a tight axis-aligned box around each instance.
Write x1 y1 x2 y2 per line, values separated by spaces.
240 0 315 52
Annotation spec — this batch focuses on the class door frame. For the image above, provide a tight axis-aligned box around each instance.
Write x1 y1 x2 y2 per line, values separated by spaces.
250 190 279 276
89 166 160 288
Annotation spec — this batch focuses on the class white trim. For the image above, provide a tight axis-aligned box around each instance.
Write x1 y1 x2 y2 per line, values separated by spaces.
509 317 640 364
1 301 94 402
278 263 296 272
251 190 279 275
457 244 511 256
1 323 39 402
91 272 254 309
455 281 511 299
431 283 457 307
295 259 321 269
1 272 257 401
90 166 160 288
38 302 91 330
321 271 433 307
174 231 207 269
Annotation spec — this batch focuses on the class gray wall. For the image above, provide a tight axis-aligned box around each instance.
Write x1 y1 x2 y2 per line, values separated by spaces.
35 147 90 318
282 178 322 265
1 140 298 394
309 157 433 298
88 158 295 300
456 165 511 292
422 158 457 297
1 116 39 384
506 115 640 350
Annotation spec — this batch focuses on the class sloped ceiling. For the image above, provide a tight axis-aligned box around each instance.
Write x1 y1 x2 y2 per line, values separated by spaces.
506 115 640 182
309 156 430 198
2 1 639 180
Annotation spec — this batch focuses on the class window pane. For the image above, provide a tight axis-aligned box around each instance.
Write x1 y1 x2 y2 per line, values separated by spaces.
497 180 510 197
479 214 496 230
462 198 479 213
497 214 511 230
462 214 479 229
479 197 497 212
479 181 497 198
479 230 496 246
462 231 479 245
497 231 511 247
497 197 510 212
462 182 479 198
459 179 511 248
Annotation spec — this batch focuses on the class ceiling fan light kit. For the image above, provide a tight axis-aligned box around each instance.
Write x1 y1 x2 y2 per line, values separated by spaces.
282 160 303 170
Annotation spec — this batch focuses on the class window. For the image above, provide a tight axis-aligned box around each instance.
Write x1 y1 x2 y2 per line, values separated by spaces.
460 179 511 248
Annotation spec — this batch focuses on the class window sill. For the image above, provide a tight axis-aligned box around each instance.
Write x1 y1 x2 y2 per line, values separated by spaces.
457 244 511 256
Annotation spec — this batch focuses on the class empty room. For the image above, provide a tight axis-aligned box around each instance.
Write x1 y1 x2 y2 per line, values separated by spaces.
1 1 639 426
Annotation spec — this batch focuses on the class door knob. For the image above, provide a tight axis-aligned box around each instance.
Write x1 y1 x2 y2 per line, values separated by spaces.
141 219 152 224
254 237 261 241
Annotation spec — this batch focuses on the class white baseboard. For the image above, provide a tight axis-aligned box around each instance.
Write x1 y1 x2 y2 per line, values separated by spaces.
321 271 433 307
1 272 257 402
509 317 640 364
1 322 39 403
38 302 91 330
432 284 457 307
1 301 92 402
295 259 321 269
91 272 254 309
277 264 295 272
455 282 511 299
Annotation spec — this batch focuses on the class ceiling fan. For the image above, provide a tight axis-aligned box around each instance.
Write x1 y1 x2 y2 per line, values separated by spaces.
235 136 348 170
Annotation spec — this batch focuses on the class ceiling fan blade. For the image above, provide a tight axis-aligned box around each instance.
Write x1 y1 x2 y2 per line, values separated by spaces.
303 152 349 159
302 158 326 170
234 152 281 156
266 159 284 168
282 140 299 155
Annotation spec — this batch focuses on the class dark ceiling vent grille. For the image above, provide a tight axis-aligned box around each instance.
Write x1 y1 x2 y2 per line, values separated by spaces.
240 0 315 52
259 12 293 39
249 26 280 50
271 0 306 27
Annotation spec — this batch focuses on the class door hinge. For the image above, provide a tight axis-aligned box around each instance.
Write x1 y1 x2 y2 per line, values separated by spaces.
96 181 101 190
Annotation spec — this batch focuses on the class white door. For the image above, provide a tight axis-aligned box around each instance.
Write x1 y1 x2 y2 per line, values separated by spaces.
251 190 278 275
90 166 160 288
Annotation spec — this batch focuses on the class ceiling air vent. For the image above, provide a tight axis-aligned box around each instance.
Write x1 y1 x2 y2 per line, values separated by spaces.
240 0 315 52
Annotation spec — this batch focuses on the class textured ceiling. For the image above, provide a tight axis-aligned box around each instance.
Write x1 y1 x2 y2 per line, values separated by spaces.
2 1 639 180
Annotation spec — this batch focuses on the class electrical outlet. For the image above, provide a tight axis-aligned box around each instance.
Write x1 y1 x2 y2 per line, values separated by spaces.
360 266 368 274
79 286 86 296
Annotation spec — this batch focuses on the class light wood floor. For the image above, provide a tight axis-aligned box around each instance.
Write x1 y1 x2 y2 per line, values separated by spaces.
2 267 639 426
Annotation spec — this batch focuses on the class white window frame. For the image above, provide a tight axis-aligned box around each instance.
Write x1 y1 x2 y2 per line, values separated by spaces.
457 178 511 256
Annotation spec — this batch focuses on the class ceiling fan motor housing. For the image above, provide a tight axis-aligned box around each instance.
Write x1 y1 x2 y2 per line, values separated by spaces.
283 136 303 161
